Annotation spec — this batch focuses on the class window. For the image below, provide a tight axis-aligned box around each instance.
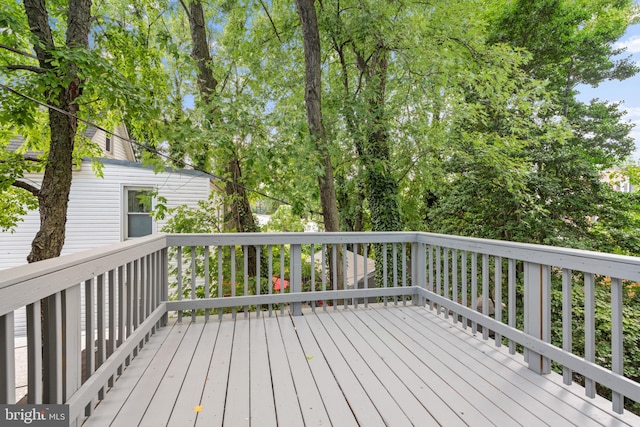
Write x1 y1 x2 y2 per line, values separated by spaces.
105 136 112 153
125 188 153 239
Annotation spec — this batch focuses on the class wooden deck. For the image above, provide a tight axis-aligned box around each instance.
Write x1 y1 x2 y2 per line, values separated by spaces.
83 304 639 427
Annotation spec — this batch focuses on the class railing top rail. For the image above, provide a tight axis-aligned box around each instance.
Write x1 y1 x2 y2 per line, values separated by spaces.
165 232 420 246
418 233 640 281
0 234 167 316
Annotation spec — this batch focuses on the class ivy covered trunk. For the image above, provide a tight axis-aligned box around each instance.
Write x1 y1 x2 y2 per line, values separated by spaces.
25 0 92 262
357 46 401 286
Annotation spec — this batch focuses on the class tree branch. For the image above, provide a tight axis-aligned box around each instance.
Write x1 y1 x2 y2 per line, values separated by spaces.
12 180 40 197
258 0 281 42
0 42 38 60
178 0 191 19
3 64 46 73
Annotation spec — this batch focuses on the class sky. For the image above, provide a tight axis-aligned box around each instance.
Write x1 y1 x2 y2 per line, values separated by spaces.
575 22 640 161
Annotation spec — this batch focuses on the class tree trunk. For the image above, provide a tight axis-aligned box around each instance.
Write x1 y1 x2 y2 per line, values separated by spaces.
25 0 92 263
295 0 345 289
185 0 258 274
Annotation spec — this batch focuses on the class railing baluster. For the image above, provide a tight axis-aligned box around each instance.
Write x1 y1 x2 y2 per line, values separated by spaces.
267 246 273 317
508 258 516 354
218 246 224 320
461 251 468 330
392 243 398 305
310 244 316 312
471 253 478 335
332 245 337 310
232 246 237 318
382 244 388 307
176 247 183 322
0 312 15 404
255 245 261 317
291 244 302 316
84 279 96 408
584 272 596 398
343 244 348 309
611 277 624 413
161 247 169 326
364 245 369 308
133 259 140 356
435 246 441 313
243 246 249 318
125 263 133 366
191 247 197 322
145 254 151 329
452 249 458 323
63 285 82 403
481 254 489 340
27 301 42 403
44 293 63 403
542 265 551 374
108 270 116 387
443 248 449 318
322 244 327 311
402 244 407 305
562 268 573 384
279 245 285 315
205 246 210 320
494 256 502 347
353 243 359 309
97 274 106 400
428 244 434 310
117 266 125 376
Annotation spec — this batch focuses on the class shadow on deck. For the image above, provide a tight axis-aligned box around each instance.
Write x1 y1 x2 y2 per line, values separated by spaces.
85 304 639 427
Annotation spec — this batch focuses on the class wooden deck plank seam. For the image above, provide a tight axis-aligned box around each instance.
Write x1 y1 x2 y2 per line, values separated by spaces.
386 306 591 426
396 305 606 426
359 306 524 425
375 305 559 425
407 305 638 427
312 311 415 426
335 308 478 427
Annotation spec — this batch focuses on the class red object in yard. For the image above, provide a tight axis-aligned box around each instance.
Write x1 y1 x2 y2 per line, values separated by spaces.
272 277 289 291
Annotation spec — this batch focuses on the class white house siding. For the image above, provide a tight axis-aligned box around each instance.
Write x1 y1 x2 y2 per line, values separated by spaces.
0 158 213 271
3 158 213 342
84 124 135 162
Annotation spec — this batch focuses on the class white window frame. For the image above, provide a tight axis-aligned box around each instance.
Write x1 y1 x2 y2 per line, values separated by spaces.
123 186 156 240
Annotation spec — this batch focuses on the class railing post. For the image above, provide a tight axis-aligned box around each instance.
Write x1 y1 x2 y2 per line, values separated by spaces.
63 285 82 403
524 262 551 374
290 244 303 316
43 293 63 403
0 312 15 404
411 242 426 306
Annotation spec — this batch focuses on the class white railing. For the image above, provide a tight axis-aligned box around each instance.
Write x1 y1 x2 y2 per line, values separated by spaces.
1 232 640 424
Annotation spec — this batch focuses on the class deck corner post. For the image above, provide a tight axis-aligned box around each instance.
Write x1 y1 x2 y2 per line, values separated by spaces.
291 244 303 316
0 312 16 404
524 262 550 374
411 242 427 306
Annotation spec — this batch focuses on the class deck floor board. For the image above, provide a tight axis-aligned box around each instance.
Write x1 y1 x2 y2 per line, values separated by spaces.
84 304 640 427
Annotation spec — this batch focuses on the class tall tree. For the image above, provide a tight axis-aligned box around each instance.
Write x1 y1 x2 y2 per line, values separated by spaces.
23 0 92 262
182 0 257 235
294 0 344 286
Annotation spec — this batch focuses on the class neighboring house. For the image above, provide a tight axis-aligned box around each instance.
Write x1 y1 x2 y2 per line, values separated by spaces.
602 167 635 193
0 124 216 271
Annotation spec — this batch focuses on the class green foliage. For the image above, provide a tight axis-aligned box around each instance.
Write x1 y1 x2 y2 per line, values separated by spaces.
263 205 305 232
